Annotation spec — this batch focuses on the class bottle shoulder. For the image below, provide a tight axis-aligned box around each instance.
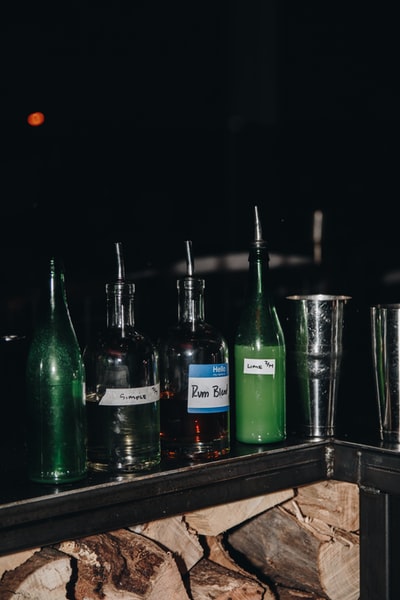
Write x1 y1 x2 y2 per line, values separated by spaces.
237 299 283 322
26 340 84 380
85 328 157 355
159 324 229 367
161 321 228 344
83 328 159 390
28 322 81 350
235 303 285 346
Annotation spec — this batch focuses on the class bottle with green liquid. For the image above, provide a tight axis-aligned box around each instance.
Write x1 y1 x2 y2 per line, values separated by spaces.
234 206 286 444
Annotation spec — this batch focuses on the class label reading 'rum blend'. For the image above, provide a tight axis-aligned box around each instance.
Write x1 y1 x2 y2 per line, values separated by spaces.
187 363 229 413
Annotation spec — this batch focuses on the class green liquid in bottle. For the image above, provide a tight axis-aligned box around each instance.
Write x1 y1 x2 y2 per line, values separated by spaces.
234 344 286 443
233 206 286 444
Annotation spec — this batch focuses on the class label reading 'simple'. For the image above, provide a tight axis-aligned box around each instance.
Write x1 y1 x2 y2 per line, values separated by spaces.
99 384 160 406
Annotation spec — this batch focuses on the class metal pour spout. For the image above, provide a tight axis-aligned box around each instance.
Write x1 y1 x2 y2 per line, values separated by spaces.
185 240 194 277
253 205 267 248
115 242 126 281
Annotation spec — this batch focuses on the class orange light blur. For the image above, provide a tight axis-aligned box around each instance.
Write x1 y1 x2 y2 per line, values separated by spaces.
27 112 45 127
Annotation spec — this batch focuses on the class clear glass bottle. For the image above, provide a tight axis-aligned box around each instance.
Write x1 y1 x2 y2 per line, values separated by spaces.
159 241 230 461
26 256 87 484
234 206 286 444
83 242 160 473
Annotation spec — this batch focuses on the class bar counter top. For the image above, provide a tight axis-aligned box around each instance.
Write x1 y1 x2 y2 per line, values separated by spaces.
1 435 399 558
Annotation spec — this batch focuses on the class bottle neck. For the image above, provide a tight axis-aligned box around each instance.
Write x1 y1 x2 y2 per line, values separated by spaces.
35 256 79 344
247 244 271 299
106 282 135 333
41 257 72 324
49 257 68 310
177 277 205 325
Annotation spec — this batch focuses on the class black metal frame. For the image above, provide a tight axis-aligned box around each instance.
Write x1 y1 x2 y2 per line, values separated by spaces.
1 437 399 599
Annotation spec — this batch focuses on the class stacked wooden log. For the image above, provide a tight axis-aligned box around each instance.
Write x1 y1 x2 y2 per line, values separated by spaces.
0 481 359 600
226 480 359 600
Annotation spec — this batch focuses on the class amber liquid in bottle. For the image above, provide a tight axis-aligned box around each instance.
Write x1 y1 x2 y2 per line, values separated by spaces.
160 242 230 461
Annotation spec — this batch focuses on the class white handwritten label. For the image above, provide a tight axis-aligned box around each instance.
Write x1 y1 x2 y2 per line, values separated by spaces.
187 363 229 413
243 358 276 376
99 384 160 406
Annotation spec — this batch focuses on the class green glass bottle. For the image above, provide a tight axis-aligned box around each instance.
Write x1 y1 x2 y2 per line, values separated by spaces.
26 257 87 484
234 206 286 444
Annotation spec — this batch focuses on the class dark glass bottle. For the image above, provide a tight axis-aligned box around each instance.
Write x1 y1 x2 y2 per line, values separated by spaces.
234 206 286 444
159 241 230 461
83 242 160 473
26 257 87 484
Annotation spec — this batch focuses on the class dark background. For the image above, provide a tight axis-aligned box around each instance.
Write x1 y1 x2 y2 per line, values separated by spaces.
1 2 399 439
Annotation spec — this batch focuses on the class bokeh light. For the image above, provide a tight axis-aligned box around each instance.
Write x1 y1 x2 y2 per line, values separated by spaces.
27 112 45 127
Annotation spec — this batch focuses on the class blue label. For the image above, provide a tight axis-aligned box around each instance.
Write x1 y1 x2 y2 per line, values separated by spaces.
189 363 228 378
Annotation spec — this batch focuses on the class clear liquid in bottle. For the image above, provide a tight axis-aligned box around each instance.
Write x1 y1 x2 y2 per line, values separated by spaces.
84 242 160 473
